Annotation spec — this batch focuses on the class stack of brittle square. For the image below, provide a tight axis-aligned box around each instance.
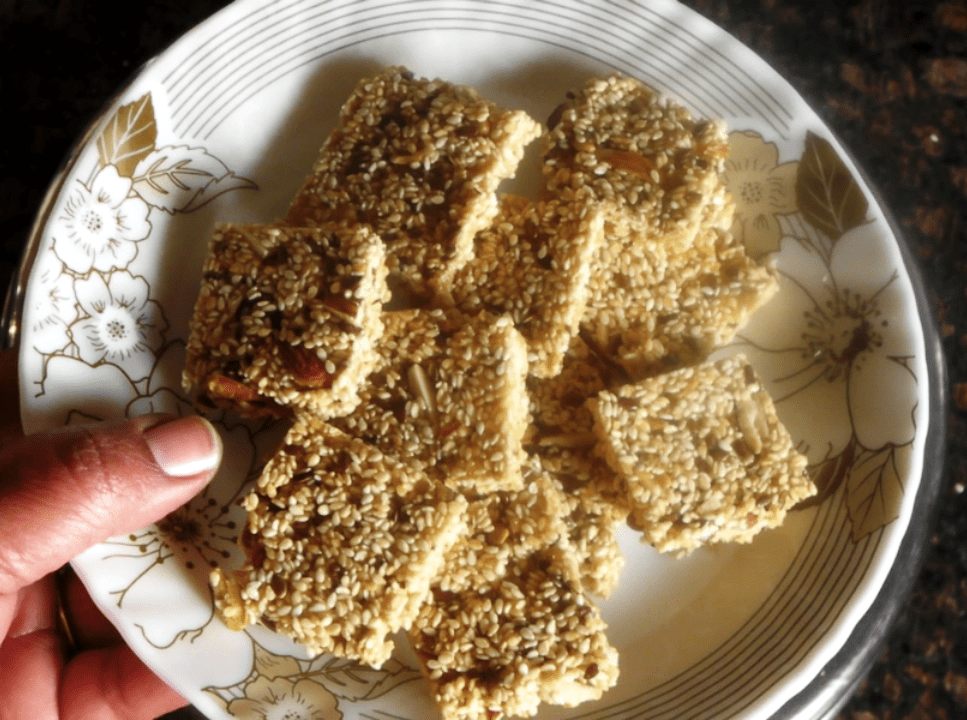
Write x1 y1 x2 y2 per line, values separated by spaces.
410 466 619 720
184 66 819 720
541 75 778 379
288 66 542 294
525 337 631 598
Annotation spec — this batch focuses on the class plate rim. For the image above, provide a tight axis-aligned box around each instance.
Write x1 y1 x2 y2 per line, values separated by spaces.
765 161 949 719
3 0 949 718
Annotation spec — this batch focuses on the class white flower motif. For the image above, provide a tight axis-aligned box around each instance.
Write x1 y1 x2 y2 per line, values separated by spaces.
52 165 151 274
28 251 76 354
735 224 916 457
226 674 343 720
69 271 167 382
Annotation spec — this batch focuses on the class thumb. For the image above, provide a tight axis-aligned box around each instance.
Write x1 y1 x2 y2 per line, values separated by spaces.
0 415 222 595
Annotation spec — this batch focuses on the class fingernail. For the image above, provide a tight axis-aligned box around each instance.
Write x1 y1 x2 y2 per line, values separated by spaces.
143 416 222 478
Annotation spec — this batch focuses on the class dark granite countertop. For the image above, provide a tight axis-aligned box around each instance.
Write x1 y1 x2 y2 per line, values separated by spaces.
1 1 964 718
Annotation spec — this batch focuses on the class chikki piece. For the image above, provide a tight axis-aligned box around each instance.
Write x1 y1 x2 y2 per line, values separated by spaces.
330 309 530 493
447 194 606 378
539 75 774 378
589 355 816 555
183 222 387 419
435 463 571 593
550 474 628 600
328 308 452 472
527 335 613 440
607 223 779 379
524 337 628 596
410 543 619 720
526 336 624 497
287 66 542 293
528 452 628 599
541 73 729 252
210 419 467 667
569 145 778 380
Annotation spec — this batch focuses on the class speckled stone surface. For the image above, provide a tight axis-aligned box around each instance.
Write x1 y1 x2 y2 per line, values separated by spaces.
1 1 964 719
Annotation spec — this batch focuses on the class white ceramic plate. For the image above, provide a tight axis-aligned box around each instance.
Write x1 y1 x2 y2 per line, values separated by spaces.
15 1 936 718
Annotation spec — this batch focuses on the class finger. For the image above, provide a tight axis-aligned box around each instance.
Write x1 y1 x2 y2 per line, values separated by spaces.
1 575 57 640
61 644 189 720
0 415 222 596
0 628 188 720
63 567 122 649
0 629 62 719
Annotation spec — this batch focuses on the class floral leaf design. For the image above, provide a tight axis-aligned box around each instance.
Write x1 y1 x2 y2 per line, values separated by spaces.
801 438 857 508
733 195 917 539
252 644 303 679
220 673 343 720
132 144 257 214
27 252 75 354
795 131 869 242
65 408 109 426
311 656 421 703
98 418 258 650
96 94 158 178
32 355 140 425
845 443 907 541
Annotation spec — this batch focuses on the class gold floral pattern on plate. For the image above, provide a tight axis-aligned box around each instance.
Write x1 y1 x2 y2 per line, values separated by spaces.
727 131 917 541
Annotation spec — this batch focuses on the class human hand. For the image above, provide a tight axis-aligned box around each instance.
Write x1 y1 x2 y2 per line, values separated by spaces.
0 355 222 720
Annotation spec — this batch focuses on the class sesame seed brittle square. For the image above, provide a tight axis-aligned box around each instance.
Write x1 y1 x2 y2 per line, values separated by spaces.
447 194 607 378
330 308 530 494
589 355 815 555
603 220 779 380
434 464 572 594
211 418 468 668
287 66 542 293
550 473 629 600
540 74 778 380
410 481 619 720
525 337 630 597
541 74 729 253
183 222 387 419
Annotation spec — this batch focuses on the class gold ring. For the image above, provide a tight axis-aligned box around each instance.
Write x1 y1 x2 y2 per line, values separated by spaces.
54 567 79 656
